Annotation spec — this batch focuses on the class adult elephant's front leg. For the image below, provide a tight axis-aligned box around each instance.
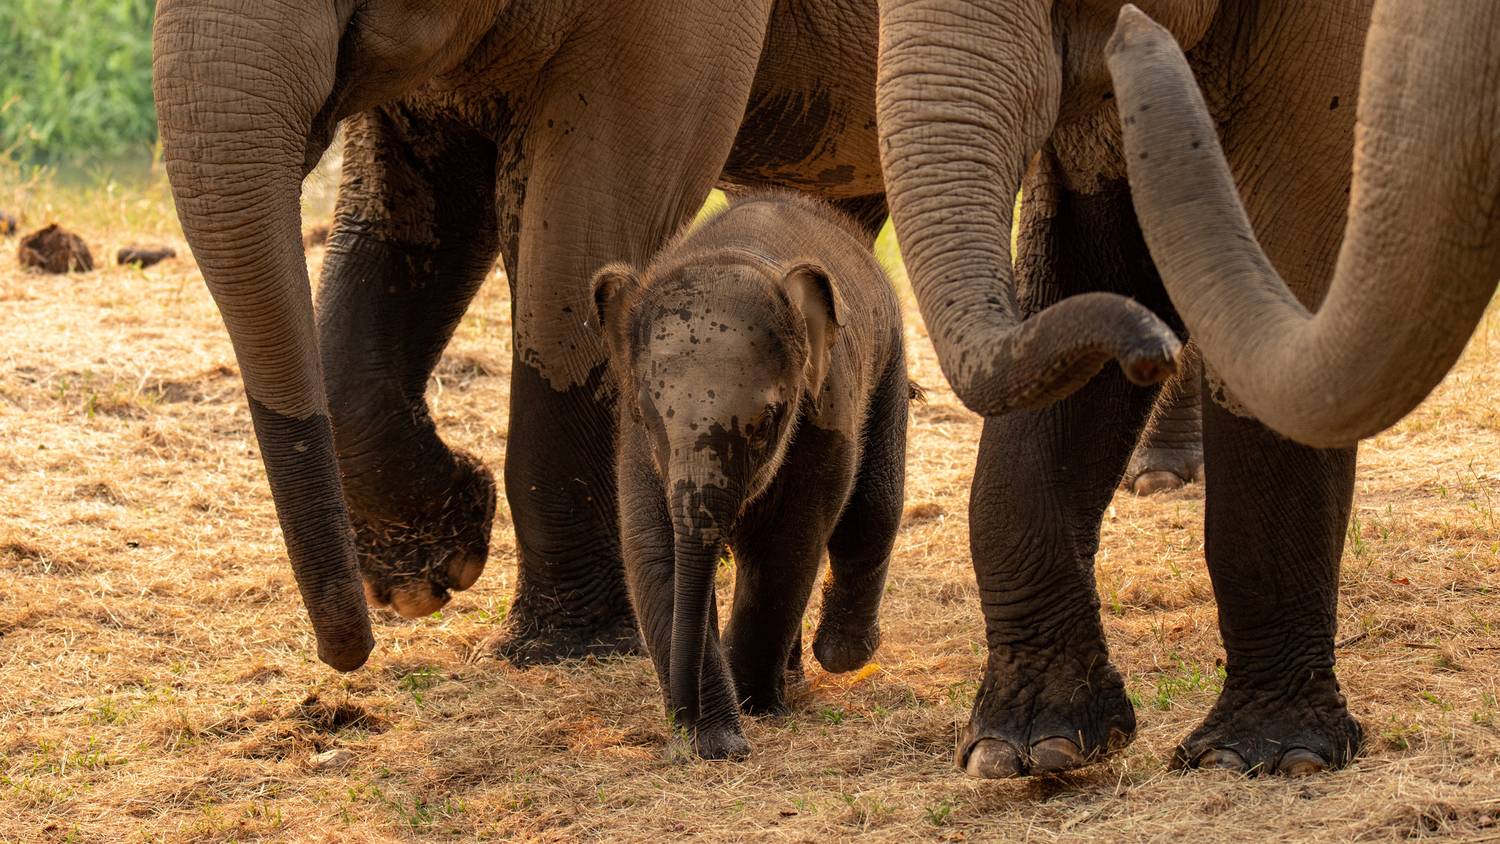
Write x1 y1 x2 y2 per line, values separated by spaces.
960 153 1167 778
491 1 773 664
1167 0 1367 775
317 107 501 618
1178 393 1361 775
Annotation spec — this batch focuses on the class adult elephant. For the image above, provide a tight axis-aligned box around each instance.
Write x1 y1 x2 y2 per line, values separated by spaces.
153 0 891 671
151 0 1197 674
877 0 1376 776
155 0 1373 779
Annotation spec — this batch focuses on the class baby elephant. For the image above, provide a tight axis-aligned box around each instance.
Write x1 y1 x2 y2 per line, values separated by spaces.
591 192 910 760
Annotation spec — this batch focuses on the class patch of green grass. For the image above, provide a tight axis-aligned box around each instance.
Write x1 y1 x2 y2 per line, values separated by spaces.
397 667 444 706
1152 655 1224 711
924 798 956 827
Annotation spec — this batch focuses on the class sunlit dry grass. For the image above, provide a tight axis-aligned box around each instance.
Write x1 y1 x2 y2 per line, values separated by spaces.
1 168 1498 842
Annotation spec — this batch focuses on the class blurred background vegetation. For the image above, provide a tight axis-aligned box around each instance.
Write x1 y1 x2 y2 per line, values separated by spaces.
1 0 157 170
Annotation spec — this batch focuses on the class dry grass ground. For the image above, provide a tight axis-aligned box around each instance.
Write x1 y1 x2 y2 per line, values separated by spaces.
1 167 1498 843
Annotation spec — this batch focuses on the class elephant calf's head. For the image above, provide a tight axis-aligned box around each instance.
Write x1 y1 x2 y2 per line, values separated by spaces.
591 254 843 532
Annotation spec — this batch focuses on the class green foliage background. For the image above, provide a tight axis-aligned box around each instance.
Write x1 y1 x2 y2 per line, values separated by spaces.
0 0 157 165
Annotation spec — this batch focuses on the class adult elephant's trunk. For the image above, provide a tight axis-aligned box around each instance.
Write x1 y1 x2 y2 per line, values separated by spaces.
876 0 1182 416
1108 3 1500 448
154 1 373 669
666 477 737 732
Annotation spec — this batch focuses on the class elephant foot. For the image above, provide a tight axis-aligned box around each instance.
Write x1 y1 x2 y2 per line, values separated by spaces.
352 449 496 618
812 617 880 674
487 602 643 666
1173 670 1362 776
1122 443 1204 496
957 643 1136 778
691 722 751 761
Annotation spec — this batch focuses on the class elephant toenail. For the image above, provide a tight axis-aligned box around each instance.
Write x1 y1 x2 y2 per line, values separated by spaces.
1131 470 1185 496
1029 737 1087 772
962 738 1025 779
1106 727 1134 753
1194 748 1248 771
1276 748 1327 777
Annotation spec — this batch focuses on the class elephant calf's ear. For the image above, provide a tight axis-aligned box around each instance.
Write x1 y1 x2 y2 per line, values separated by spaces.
784 260 846 400
589 262 642 341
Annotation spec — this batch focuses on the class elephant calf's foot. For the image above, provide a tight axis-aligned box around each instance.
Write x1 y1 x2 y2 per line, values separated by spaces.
959 644 1137 778
688 722 751 761
1174 671 1362 776
734 669 797 716
812 617 881 674
353 450 497 618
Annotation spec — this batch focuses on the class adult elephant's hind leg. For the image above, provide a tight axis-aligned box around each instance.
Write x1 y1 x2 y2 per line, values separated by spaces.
1177 393 1361 775
1123 347 1204 496
317 107 501 618
491 3 772 664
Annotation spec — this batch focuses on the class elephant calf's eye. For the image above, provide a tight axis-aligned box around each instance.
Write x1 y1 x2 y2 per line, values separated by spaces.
754 403 782 440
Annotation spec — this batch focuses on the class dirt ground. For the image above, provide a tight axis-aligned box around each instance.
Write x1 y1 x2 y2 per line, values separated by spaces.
1 169 1498 843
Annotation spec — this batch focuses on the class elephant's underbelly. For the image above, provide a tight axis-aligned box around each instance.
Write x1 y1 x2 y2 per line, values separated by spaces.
719 0 883 199
720 88 882 198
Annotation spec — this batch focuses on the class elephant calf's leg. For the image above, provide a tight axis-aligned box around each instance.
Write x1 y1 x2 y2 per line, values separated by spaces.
1123 347 1204 495
815 358 908 674
723 425 854 714
317 109 501 618
1177 392 1362 776
722 533 824 716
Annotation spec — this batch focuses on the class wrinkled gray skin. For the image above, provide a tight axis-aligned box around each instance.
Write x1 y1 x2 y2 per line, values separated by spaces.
1110 2 1500 447
152 0 888 671
594 193 908 759
878 0 1381 778
155 0 1383 780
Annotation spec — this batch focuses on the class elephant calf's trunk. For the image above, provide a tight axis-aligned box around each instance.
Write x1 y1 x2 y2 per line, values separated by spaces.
665 477 738 736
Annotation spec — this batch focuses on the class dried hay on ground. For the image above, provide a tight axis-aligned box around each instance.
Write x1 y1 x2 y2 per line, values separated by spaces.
0 173 1497 842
